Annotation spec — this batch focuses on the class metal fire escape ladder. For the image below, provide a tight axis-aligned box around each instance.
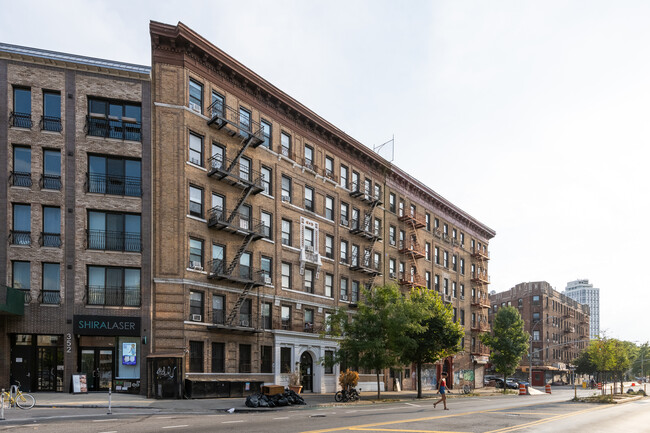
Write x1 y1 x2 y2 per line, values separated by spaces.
224 233 256 276
225 283 255 326
226 186 255 224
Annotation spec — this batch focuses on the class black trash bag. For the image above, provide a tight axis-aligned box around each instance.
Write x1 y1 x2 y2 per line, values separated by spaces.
245 393 260 408
258 397 270 407
276 396 289 406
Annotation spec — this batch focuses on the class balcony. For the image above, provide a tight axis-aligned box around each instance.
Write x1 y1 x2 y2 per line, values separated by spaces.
87 230 142 252
10 230 31 246
350 250 381 276
41 232 61 248
41 115 62 132
398 272 426 289
471 343 490 356
206 101 264 147
398 212 426 229
39 290 61 305
471 293 491 309
304 322 315 333
207 207 265 240
0 286 25 315
207 155 264 193
86 285 141 306
207 260 265 287
10 171 32 187
471 322 490 333
41 174 62 191
471 271 490 285
398 240 426 259
471 247 490 261
349 218 381 241
349 182 382 206
86 115 142 141
87 173 142 197
10 111 32 128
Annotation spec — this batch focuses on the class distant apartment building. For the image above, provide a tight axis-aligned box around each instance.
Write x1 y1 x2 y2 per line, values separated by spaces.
488 282 589 386
148 21 495 396
564 279 600 340
0 43 151 393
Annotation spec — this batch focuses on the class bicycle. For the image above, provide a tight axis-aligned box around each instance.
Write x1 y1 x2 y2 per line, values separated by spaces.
334 387 361 402
1 382 35 409
462 384 473 394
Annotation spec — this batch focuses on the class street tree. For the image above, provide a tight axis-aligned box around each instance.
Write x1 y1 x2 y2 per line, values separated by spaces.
480 306 529 393
398 288 464 398
631 342 649 379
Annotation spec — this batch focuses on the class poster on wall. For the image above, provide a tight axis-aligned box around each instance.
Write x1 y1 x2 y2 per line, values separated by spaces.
122 342 137 365
72 374 88 394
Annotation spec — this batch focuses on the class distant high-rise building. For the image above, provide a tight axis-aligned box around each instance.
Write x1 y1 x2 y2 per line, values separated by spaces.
564 279 600 339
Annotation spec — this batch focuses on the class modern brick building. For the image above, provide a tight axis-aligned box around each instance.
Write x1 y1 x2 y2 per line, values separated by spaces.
148 21 495 396
488 281 590 386
0 43 151 393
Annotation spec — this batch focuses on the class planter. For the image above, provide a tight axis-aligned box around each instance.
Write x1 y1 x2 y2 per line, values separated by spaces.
288 385 303 394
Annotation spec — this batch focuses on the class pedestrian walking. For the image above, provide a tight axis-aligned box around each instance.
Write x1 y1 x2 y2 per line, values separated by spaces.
432 372 449 410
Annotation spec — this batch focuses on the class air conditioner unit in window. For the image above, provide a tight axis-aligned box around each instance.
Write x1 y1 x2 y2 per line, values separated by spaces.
191 314 202 322
264 276 272 285
341 295 348 301
281 195 290 202
240 320 250 327
189 102 201 113
305 245 314 253
190 261 203 271
389 272 396 279
444 295 452 303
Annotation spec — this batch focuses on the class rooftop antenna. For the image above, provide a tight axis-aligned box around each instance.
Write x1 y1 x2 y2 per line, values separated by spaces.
373 135 394 162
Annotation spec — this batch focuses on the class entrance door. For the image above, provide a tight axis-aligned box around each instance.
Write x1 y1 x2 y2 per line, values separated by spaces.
37 346 63 391
532 371 544 387
80 348 114 391
300 352 313 392
11 345 34 391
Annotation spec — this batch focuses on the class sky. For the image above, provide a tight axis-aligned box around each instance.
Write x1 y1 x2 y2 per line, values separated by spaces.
2 0 649 343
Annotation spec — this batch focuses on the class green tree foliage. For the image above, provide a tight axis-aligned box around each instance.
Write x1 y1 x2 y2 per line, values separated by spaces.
631 342 649 378
398 288 464 398
480 306 529 393
576 338 636 393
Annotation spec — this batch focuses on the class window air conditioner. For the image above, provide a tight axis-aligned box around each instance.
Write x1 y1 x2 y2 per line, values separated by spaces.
191 314 202 322
189 102 201 113
305 245 314 253
389 272 396 279
240 320 250 327
264 276 272 285
281 195 290 202
190 261 203 271
341 295 348 301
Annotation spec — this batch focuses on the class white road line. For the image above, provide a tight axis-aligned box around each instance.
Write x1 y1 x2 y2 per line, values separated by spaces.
154 416 174 419
273 416 290 420
404 402 421 407
222 420 244 424
207 414 226 416
93 419 119 422
162 425 189 429
99 431 117 433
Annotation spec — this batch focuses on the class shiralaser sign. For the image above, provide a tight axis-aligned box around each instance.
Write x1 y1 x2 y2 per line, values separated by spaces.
73 315 140 336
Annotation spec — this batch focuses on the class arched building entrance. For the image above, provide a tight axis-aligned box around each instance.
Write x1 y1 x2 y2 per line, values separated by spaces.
300 352 313 392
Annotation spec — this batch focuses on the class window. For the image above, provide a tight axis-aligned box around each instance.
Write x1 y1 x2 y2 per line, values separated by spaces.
281 175 292 202
87 97 142 141
189 79 203 112
87 266 140 306
43 149 61 190
88 211 141 252
12 86 31 128
398 199 404 217
42 91 62 131
425 271 431 289
460 258 465 275
213 295 225 324
12 146 31 187
261 345 273 373
453 308 457 322
210 91 224 117
533 295 540 303
533 312 540 321
261 256 272 285
340 240 348 264
389 258 396 278
460 309 465 326
443 251 449 268
425 243 431 260
389 193 396 213
452 282 457 298
260 119 272 149
443 223 448 235
460 232 465 246
389 225 396 246
239 252 252 280
189 185 203 218
280 347 292 373
240 157 251 181
281 306 292 330
212 342 225 372
452 255 457 271
351 171 360 192
340 202 349 226
304 309 314 332
12 261 30 291
189 132 203 166
351 281 359 303
325 311 332 332
239 107 251 135
189 291 204 320
304 268 314 293
350 244 359 267
281 219 291 246
399 262 405 280
340 164 348 188
261 211 272 239
324 350 334 374
281 262 291 289
305 186 314 211
261 166 272 196
434 246 439 264
210 143 225 171
189 341 203 372
444 278 449 295
325 273 333 297
460 284 465 298
12 204 31 245
452 228 457 239
304 145 314 170
425 213 431 231
88 155 142 196
281 132 291 158
189 238 203 268
42 206 61 247
374 218 382 238
240 298 252 326
325 156 334 178
212 244 225 274
41 263 60 304
262 302 272 329
325 234 334 259
325 196 334 220
374 183 381 201
533 330 540 341
340 277 348 300
435 275 440 292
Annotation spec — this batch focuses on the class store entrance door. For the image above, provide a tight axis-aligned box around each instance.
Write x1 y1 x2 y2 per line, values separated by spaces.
80 348 114 391
300 352 313 392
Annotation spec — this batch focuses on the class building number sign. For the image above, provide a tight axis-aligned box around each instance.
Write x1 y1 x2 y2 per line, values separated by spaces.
66 333 72 353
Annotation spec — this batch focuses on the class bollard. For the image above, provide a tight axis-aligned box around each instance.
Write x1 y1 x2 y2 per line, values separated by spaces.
107 389 112 415
1 389 5 421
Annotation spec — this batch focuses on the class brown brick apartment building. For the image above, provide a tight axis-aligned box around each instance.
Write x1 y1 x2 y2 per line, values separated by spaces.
0 44 151 393
149 21 495 396
488 281 590 386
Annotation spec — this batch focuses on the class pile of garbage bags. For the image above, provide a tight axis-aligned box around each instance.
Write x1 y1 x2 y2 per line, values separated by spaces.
245 389 306 408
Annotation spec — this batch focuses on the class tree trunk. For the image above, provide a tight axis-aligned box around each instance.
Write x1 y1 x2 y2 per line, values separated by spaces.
376 372 381 400
417 361 423 399
503 373 507 394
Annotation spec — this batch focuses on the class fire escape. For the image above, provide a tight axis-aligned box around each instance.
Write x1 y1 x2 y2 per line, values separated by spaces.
348 179 383 297
470 245 491 345
397 206 427 289
205 99 266 328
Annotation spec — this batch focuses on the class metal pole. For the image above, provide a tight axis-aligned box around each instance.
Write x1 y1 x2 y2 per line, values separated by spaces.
1 389 5 421
107 389 112 415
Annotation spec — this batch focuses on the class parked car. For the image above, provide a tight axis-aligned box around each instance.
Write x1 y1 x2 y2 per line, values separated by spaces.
508 377 529 386
484 375 498 386
494 378 519 389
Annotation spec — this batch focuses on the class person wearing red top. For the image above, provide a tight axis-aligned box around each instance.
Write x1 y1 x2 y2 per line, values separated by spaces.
433 372 449 410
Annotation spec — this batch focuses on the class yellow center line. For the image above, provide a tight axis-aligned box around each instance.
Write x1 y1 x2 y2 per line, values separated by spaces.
351 428 470 433
491 412 558 416
483 405 608 433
